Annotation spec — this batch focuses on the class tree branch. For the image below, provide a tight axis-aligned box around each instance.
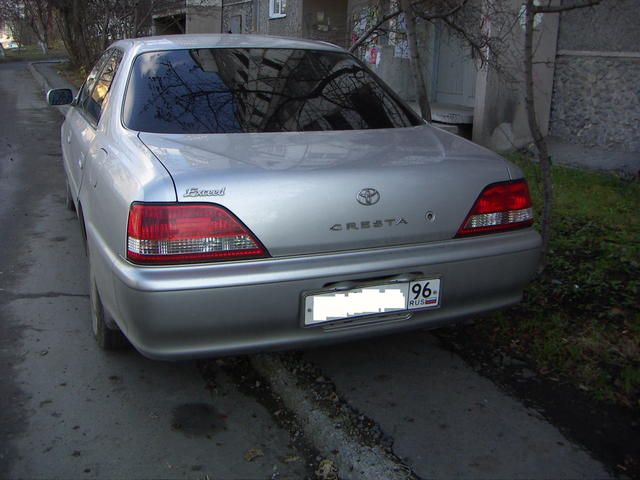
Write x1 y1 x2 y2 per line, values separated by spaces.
440 16 488 65
412 0 469 21
349 9 401 53
532 0 600 14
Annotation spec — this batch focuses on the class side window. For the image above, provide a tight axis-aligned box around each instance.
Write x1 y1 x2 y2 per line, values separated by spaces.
84 49 123 124
77 50 113 112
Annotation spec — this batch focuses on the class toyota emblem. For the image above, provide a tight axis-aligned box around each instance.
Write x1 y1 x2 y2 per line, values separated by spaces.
356 188 381 206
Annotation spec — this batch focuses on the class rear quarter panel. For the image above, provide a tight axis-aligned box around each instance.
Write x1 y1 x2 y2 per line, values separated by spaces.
78 49 176 331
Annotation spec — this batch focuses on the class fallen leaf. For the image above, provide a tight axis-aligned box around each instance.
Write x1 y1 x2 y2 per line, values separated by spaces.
244 448 264 462
315 459 338 480
283 455 300 463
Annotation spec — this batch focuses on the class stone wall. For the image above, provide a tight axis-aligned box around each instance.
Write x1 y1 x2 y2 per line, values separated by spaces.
550 56 640 153
187 5 223 33
557 0 639 52
221 0 255 33
549 0 640 152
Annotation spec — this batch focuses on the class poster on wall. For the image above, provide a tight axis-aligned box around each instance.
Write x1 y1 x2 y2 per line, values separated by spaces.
351 5 380 58
365 45 382 66
390 12 409 59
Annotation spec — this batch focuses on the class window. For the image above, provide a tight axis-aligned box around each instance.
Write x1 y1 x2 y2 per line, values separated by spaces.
269 0 286 18
123 48 421 134
82 49 123 124
76 50 113 113
230 15 242 33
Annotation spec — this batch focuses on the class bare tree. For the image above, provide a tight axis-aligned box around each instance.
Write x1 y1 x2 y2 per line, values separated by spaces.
349 0 603 273
51 0 194 69
0 0 54 53
349 0 490 121
22 0 54 53
523 0 600 272
51 0 159 68
0 0 30 47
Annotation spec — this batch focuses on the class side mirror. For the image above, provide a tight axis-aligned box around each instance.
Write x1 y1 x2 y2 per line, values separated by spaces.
47 88 74 106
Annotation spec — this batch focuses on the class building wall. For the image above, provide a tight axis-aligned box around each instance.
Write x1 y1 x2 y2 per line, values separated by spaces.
256 0 304 37
346 0 423 101
549 0 640 152
186 0 223 33
301 0 349 47
221 0 255 33
152 0 222 34
471 0 560 151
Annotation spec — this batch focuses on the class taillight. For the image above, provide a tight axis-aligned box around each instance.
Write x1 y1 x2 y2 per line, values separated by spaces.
456 179 534 237
127 203 268 264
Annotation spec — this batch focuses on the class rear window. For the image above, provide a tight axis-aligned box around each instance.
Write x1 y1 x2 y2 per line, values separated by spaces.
123 48 422 134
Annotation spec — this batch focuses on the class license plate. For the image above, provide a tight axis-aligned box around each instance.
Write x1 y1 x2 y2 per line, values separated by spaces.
303 278 441 326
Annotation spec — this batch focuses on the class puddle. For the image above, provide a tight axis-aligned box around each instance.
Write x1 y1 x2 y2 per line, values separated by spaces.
170 403 224 438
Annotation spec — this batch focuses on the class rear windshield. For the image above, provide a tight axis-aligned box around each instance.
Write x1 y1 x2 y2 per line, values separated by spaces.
123 48 422 134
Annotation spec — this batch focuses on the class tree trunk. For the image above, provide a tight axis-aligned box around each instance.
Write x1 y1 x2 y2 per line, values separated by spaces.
399 0 432 122
523 0 552 274
54 0 93 68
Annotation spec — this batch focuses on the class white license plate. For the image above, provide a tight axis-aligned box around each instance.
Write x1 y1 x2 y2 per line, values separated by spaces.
303 278 441 326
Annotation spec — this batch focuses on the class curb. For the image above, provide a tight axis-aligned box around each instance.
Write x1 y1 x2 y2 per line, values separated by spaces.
27 60 73 116
251 354 415 480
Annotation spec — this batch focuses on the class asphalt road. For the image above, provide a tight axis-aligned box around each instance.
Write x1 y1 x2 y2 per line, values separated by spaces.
0 61 308 480
0 60 613 480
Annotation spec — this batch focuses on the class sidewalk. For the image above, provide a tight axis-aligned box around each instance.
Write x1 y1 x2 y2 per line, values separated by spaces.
546 135 639 177
28 60 77 116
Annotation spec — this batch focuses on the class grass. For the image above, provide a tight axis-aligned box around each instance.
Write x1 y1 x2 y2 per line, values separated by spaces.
56 63 86 88
0 41 68 62
457 153 640 408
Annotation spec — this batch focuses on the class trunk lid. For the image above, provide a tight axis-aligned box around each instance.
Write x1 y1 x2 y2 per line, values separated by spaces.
139 125 512 257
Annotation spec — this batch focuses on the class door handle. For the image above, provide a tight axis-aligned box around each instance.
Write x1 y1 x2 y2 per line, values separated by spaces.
67 133 72 144
79 152 85 170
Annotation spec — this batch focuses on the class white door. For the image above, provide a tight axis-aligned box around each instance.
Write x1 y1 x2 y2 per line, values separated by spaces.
433 25 477 108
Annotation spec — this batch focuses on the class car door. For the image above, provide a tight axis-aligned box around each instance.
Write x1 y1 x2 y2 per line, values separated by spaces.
78 48 124 213
63 49 114 202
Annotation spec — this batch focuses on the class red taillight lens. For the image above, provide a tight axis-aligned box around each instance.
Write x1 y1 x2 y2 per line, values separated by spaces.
456 180 534 237
127 203 268 264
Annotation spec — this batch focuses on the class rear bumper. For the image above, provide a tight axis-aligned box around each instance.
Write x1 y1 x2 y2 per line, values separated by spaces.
104 229 541 359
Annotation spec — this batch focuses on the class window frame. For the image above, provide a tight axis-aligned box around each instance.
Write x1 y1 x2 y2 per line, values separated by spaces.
83 49 124 125
75 49 113 120
269 0 286 19
75 48 124 128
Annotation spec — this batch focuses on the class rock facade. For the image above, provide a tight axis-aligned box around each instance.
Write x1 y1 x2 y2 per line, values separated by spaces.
550 56 640 153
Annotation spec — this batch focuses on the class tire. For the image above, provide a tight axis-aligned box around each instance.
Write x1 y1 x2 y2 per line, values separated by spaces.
65 181 76 212
89 267 129 351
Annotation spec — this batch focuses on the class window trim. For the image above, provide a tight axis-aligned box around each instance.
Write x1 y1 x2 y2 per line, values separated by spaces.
73 48 125 128
120 47 424 134
268 0 286 19
75 49 114 127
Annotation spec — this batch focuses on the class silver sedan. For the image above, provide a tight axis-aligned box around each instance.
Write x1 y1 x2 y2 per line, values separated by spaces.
47 34 541 359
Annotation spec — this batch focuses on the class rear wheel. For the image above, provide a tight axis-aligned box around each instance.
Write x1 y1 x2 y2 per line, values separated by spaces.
65 181 76 212
89 252 128 350
90 279 128 350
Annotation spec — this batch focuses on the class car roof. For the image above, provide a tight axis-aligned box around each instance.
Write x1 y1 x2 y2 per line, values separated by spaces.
111 34 345 55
